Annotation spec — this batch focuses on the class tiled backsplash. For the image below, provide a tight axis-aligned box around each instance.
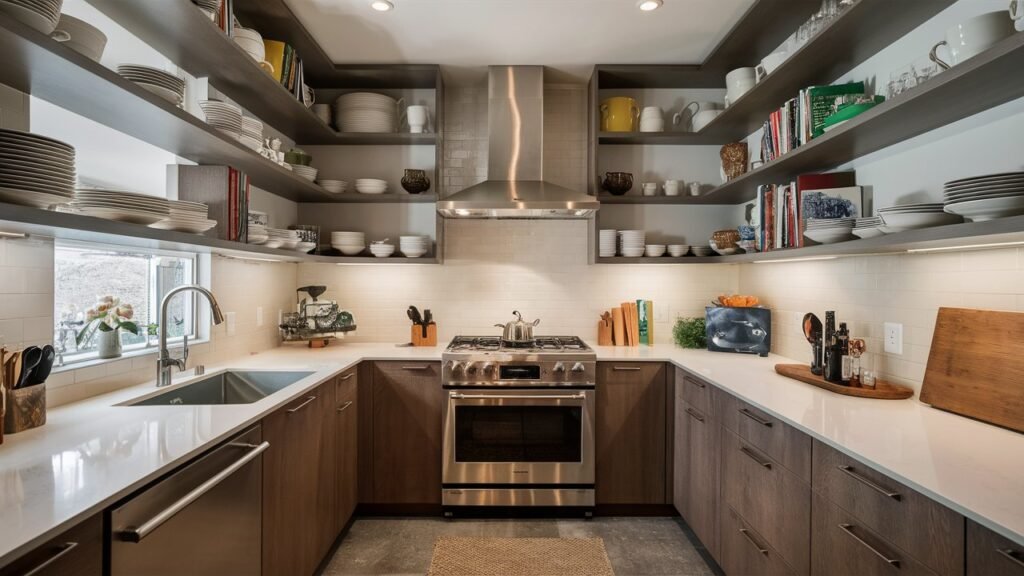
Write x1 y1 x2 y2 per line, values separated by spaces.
739 247 1024 392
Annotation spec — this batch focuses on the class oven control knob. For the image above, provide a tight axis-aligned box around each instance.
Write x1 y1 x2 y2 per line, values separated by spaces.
449 361 464 373
482 363 496 375
571 362 586 373
465 362 478 375
552 362 566 374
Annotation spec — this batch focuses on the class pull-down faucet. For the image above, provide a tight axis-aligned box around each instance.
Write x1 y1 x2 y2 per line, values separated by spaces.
157 285 225 387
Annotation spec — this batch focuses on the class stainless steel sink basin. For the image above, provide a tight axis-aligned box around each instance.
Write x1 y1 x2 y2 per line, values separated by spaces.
127 370 314 406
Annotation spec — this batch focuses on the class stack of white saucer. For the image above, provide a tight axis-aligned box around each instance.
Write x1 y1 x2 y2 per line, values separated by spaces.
618 230 646 257
599 229 617 257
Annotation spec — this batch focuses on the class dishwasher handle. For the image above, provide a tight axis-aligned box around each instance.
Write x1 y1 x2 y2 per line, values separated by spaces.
117 441 270 543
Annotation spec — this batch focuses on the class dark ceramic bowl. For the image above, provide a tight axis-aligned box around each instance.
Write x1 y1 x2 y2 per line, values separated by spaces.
602 172 633 196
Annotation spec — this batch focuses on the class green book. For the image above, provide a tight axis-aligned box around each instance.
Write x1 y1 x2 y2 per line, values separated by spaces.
808 81 865 138
637 299 648 345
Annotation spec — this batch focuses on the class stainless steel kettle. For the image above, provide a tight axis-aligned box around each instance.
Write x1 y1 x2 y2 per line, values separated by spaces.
494 310 540 343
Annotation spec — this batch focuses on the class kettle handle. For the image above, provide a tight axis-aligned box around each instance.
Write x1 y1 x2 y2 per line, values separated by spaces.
494 324 506 328
513 310 523 321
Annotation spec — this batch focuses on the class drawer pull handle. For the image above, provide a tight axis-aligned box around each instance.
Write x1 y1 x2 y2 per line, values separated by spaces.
687 378 706 388
738 528 768 556
739 445 772 469
739 407 773 427
612 366 642 371
997 548 1024 569
287 396 317 414
337 401 354 413
23 541 78 576
838 524 901 569
339 373 355 381
685 407 705 422
838 465 902 501
402 365 431 371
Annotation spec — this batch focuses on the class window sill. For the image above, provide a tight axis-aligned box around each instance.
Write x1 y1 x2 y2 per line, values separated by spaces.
52 339 211 374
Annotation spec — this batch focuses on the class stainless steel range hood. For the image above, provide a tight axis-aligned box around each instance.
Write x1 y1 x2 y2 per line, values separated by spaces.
437 66 599 219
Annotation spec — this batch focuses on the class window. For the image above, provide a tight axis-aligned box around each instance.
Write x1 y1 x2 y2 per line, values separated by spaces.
54 242 198 364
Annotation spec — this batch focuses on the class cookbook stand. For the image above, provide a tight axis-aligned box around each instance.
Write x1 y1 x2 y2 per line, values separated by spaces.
774 364 913 400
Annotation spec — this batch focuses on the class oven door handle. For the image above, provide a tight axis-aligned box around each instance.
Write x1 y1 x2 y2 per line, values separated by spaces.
449 392 587 400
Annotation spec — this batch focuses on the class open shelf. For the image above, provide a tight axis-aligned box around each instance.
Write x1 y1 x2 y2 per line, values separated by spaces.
597 256 728 264
317 194 437 204
597 194 713 205
302 132 437 146
597 132 723 145
697 0 957 142
697 32 1024 205
700 0 821 76
0 13 339 202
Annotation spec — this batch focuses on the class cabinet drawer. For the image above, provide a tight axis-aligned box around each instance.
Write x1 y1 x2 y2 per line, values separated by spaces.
722 393 811 482
677 367 714 419
0 515 102 576
812 493 939 576
721 505 796 576
722 429 811 575
812 440 963 576
967 520 1024 576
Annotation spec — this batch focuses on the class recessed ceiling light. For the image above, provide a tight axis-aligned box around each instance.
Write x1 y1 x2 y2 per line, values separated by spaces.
638 0 663 11
370 0 393 11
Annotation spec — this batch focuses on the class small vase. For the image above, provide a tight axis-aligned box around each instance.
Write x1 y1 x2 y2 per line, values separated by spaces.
400 169 431 194
97 329 122 359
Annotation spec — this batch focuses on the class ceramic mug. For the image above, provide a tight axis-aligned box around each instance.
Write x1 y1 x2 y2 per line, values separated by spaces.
600 97 640 132
691 109 723 131
663 180 681 196
929 11 1015 69
688 182 702 196
642 182 658 196
755 51 788 82
407 105 429 133
311 104 331 125
1013 0 1024 21
725 67 756 106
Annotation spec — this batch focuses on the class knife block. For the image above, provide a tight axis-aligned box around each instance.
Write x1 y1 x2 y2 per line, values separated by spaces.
4 382 46 434
412 323 437 347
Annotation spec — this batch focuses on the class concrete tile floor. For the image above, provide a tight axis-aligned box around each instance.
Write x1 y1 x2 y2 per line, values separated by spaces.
322 516 720 576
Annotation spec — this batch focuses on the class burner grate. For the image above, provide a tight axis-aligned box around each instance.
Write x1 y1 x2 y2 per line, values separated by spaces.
446 335 591 353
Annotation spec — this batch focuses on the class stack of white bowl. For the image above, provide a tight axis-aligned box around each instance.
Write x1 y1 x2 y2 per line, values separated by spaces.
231 27 265 64
290 164 318 182
264 228 299 250
370 241 395 258
239 117 263 152
198 100 242 138
319 179 347 194
0 0 63 34
355 178 387 194
618 230 646 257
119 65 185 106
52 14 107 62
599 229 617 257
639 107 664 133
334 92 400 133
331 231 365 256
878 203 961 233
804 218 856 244
399 236 429 258
247 224 268 244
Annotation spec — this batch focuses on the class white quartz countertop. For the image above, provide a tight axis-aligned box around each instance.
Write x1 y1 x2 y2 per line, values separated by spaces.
1 342 1022 565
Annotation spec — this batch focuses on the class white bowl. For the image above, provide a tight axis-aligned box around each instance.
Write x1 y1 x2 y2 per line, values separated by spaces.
691 246 714 257
402 249 427 258
645 244 666 257
667 244 690 257
335 245 365 256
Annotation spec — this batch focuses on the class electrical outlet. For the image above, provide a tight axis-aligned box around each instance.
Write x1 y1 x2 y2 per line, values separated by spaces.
884 322 903 355
654 305 668 323
256 306 264 327
226 311 237 336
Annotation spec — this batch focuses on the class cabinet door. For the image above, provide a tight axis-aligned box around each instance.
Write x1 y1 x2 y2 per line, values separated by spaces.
263 386 329 576
335 370 358 530
0 514 102 576
720 505 795 576
596 362 667 504
371 362 443 504
673 381 690 519
315 381 337 562
967 520 1024 576
684 401 720 559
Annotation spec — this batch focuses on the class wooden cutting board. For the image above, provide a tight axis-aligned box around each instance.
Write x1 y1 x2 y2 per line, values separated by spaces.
775 364 913 399
920 307 1024 434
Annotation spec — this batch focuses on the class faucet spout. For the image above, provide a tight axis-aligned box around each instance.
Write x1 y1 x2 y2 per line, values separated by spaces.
156 285 224 387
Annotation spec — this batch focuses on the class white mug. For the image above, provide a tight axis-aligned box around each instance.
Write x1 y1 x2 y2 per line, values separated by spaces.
929 11 1015 69
688 182 702 196
663 180 681 196
642 182 658 196
691 109 722 132
640 106 663 118
725 67 756 105
407 105 429 133
312 103 331 125
1013 0 1024 21
755 51 788 82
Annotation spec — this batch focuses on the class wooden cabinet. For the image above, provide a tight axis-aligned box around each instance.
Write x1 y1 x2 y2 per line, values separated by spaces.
0 514 102 576
596 362 668 504
673 368 721 558
370 362 444 505
262 381 333 576
720 504 795 576
812 440 963 576
968 520 1024 576
335 370 358 531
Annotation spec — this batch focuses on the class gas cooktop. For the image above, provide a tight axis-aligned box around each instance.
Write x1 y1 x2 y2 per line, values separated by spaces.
446 336 591 354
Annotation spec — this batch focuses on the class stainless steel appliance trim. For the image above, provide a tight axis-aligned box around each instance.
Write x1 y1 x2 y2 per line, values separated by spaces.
837 465 902 501
443 488 594 507
738 407 774 427
838 523 901 568
286 396 317 414
117 441 269 543
450 392 586 400
22 542 78 576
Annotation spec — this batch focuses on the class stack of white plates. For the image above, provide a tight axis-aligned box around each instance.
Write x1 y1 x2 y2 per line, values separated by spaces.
599 229 617 257
0 0 62 34
334 92 400 133
151 199 215 233
399 235 429 258
232 27 265 64
878 203 961 233
247 224 268 245
72 188 169 224
290 164 318 182
265 227 299 250
53 13 107 62
198 99 242 138
319 179 347 194
355 178 387 194
0 128 76 208
331 231 365 256
370 242 395 258
618 230 646 257
943 172 1024 222
239 117 263 152
118 65 185 106
852 216 885 239
804 218 855 244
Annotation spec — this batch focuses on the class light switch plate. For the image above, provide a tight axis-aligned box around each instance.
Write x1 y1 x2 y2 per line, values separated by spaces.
256 306 264 327
884 322 902 355
226 311 237 336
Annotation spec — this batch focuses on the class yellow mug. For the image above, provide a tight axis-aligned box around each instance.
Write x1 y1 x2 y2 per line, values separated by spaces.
600 97 640 132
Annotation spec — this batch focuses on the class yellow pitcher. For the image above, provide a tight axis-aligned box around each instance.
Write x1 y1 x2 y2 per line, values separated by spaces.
600 97 640 132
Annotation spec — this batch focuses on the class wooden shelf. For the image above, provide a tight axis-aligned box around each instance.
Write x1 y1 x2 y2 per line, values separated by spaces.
597 132 722 145
597 195 712 205
700 0 821 76
0 13 338 203
698 32 1024 205
597 256 728 264
697 0 957 141
594 64 719 89
302 132 437 146
313 193 438 204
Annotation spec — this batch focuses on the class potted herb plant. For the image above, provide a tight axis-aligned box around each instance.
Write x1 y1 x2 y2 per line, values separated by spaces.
77 296 140 359
673 317 707 349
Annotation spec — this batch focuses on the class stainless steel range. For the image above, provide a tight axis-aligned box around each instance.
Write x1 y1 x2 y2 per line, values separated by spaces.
441 335 597 514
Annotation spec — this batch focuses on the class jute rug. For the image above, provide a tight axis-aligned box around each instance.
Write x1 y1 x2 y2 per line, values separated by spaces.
427 536 615 576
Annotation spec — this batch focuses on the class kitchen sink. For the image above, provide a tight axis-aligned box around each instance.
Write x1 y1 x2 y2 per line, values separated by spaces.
126 370 314 406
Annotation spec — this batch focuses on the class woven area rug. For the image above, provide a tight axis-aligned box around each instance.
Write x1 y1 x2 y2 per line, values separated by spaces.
427 536 615 576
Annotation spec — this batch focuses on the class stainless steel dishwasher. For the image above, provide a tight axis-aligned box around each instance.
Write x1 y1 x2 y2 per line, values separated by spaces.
109 425 267 575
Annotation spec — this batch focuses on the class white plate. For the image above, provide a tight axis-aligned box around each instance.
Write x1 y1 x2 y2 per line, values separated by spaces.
945 171 1024 187
0 186 70 207
879 211 961 229
263 239 283 249
0 2 58 34
943 196 1024 221
74 206 166 224
852 227 886 239
0 128 74 153
335 245 365 256
136 83 184 105
0 175 73 194
804 228 855 244
944 184 1024 199
148 218 218 233
944 177 1024 192
0 165 76 184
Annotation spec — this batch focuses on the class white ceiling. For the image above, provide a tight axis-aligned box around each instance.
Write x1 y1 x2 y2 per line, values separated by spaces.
284 0 755 84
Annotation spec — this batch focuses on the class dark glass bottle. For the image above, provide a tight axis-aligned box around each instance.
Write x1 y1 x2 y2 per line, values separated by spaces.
837 322 851 384
823 312 836 381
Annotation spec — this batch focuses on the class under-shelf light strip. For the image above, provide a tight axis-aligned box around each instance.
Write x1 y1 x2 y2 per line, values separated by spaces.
753 255 838 264
906 241 1024 253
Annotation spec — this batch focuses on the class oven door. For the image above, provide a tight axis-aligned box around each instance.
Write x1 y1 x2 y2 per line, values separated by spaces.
443 388 595 486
